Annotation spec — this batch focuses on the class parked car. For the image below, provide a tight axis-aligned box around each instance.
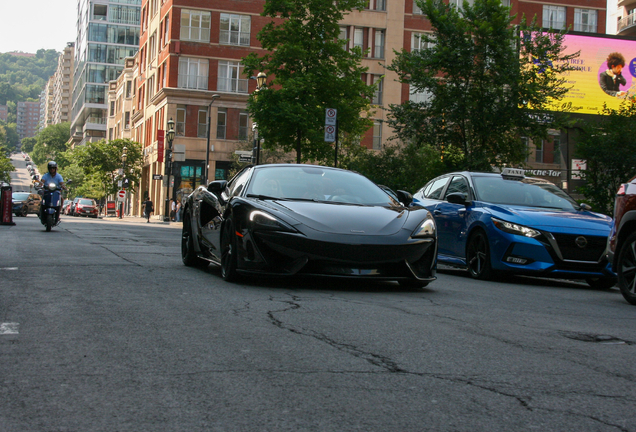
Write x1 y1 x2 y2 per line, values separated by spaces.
608 175 636 305
181 164 438 286
412 168 616 288
12 192 42 217
73 198 99 218
63 199 73 215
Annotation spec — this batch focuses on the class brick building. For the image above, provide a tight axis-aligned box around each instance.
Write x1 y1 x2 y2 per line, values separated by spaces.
17 101 41 141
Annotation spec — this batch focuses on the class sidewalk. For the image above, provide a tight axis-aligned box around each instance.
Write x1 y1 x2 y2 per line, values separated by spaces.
99 215 183 225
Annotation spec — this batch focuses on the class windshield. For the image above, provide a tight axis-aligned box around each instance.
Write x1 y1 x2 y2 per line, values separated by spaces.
12 193 30 201
246 166 399 206
473 176 580 211
79 199 95 205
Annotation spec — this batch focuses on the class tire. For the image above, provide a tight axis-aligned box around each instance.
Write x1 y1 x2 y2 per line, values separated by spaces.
21 206 28 217
181 215 208 268
466 230 494 280
221 219 239 282
585 277 616 290
45 214 53 232
617 232 636 305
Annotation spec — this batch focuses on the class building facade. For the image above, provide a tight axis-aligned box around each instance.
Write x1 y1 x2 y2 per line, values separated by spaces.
52 43 75 125
617 0 636 35
17 101 41 141
0 104 8 122
70 0 141 147
40 76 55 131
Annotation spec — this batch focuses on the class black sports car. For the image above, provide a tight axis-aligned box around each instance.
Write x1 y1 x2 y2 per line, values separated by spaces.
181 164 437 286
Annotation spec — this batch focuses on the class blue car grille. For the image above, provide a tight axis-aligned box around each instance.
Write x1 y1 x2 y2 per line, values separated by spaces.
550 233 606 262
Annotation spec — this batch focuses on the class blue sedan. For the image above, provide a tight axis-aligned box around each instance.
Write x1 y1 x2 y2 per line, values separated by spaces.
412 168 616 289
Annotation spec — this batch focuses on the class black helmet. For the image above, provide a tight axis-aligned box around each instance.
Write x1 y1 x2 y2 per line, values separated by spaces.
47 161 57 173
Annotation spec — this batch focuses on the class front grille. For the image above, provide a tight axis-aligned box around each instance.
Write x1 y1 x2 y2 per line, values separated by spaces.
551 233 607 262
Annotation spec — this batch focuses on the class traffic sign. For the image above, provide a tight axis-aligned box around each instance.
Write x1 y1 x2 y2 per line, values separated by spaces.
324 125 336 143
325 108 337 126
152 174 163 180
117 190 126 202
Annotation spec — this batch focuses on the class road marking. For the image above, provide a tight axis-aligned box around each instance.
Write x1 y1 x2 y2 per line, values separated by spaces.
0 323 19 335
0 268 18 271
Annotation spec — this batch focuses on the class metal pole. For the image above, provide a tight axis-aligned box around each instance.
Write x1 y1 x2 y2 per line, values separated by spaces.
164 138 172 222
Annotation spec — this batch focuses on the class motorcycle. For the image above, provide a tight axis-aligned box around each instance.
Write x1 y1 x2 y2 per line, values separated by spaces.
37 180 71 232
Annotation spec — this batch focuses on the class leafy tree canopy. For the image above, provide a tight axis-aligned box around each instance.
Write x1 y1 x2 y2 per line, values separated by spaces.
576 102 636 215
0 141 15 183
388 0 579 172
31 122 71 168
242 0 376 164
67 139 143 199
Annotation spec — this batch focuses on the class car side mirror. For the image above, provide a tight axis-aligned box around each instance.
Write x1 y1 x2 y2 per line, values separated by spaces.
579 203 592 211
207 180 227 194
396 190 413 206
447 192 469 206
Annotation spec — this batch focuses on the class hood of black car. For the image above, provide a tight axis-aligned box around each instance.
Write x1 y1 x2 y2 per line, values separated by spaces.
273 200 409 236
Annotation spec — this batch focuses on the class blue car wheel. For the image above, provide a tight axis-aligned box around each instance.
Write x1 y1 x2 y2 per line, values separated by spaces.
467 231 494 280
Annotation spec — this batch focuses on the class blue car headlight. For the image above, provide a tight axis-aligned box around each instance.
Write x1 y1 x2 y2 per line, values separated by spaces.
249 210 297 232
412 214 437 238
492 217 541 238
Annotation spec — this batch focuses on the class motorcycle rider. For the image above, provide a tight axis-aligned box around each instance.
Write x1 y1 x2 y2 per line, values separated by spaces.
38 161 66 222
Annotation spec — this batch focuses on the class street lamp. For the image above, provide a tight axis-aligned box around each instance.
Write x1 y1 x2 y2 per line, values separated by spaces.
204 94 220 186
119 146 127 219
164 118 175 222
252 72 267 165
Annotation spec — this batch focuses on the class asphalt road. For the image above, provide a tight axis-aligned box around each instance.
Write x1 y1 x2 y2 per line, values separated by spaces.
1 213 636 431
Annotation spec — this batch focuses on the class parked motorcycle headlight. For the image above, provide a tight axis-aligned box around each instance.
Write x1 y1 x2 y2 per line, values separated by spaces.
249 210 297 232
492 217 540 238
412 214 436 238
48 183 57 191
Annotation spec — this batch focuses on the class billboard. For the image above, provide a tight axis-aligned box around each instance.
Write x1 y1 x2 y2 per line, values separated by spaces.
551 34 636 115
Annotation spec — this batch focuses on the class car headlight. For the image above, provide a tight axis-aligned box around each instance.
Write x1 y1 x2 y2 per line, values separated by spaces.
492 217 541 238
249 210 297 232
412 214 436 238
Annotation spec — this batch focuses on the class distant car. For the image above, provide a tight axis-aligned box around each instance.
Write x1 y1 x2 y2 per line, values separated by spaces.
413 168 616 289
12 192 41 217
69 197 81 216
608 175 636 305
25 156 30 162
63 199 73 215
73 198 99 218
181 164 438 286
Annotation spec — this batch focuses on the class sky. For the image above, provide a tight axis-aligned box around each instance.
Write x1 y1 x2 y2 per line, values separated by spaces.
0 0 77 54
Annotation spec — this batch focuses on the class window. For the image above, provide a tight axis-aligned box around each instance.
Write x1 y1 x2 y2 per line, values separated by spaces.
176 105 186 136
93 4 108 21
374 30 385 58
180 9 211 42
164 16 169 45
354 28 364 50
198 108 208 138
124 111 130 129
220 14 251 46
521 136 529 162
535 141 544 163
445 176 469 198
239 112 249 141
574 9 597 32
148 31 157 62
372 121 382 150
449 0 474 9
125 81 132 98
178 58 209 90
218 61 248 93
409 86 432 104
372 75 383 105
543 5 566 30
413 0 422 14
412 32 435 52
217 108 227 139
110 100 115 116
426 177 449 200
368 0 386 11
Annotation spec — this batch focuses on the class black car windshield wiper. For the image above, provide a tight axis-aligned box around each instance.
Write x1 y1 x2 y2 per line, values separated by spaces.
246 194 289 201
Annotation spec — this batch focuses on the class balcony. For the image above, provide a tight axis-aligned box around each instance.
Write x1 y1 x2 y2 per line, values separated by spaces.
617 13 636 35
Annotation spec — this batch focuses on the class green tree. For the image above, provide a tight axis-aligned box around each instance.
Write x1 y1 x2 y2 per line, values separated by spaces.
68 138 143 199
20 136 36 153
0 143 15 183
31 122 71 167
242 0 376 164
576 103 636 215
388 0 579 171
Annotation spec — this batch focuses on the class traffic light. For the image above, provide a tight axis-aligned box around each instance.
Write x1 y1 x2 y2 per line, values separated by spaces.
122 178 130 188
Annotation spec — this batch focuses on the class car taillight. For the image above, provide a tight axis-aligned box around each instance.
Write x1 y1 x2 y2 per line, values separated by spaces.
617 184 627 196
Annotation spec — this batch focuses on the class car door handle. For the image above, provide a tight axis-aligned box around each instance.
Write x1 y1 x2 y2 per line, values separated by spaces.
433 209 441 215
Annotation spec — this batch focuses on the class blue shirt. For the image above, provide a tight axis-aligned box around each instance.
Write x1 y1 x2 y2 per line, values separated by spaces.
41 172 64 188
